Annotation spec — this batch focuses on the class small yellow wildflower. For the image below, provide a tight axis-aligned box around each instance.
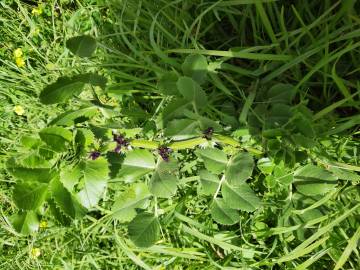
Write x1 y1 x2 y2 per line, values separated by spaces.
31 6 43 16
39 220 48 229
13 105 25 116
13 48 23 58
30 27 40 36
30 248 41 259
15 57 26 68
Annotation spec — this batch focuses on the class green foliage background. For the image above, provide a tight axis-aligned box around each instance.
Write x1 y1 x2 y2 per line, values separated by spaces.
0 0 359 269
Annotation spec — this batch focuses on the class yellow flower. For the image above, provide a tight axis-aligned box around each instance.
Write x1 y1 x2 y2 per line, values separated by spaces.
13 105 25 116
31 7 43 16
31 27 40 36
15 57 26 68
39 220 48 229
30 248 41 259
13 48 23 58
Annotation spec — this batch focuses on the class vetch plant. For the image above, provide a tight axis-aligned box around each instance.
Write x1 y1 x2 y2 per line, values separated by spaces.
6 34 358 253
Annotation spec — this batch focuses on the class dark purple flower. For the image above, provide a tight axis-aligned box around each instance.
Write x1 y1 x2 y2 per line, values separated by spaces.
158 146 172 162
114 145 121 153
203 127 214 140
89 151 101 160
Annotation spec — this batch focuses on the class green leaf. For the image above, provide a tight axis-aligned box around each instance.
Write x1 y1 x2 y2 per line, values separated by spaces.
158 71 179 95
328 167 360 182
49 107 98 126
162 98 191 125
257 157 275 174
76 157 109 208
117 150 155 182
222 182 261 212
13 181 48 211
128 213 160 248
39 127 73 152
267 83 296 104
164 118 200 140
149 158 178 198
50 177 87 219
211 198 239 225
199 170 219 196
294 165 338 196
6 159 56 183
11 211 39 235
66 35 97 57
181 54 208 84
40 76 85 104
112 183 150 222
60 164 82 192
176 76 208 109
225 152 254 186
195 148 228 174
40 74 106 104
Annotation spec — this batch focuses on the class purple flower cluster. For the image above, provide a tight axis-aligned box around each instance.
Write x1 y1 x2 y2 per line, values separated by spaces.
203 127 214 140
158 146 172 162
89 151 101 160
113 134 129 153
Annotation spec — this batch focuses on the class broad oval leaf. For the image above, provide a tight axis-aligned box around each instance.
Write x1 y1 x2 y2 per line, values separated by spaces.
128 213 160 248
257 157 275 175
182 54 208 85
66 35 97 57
117 149 155 182
11 211 39 235
50 177 87 219
39 127 73 152
294 164 338 196
225 152 254 186
13 181 48 211
222 182 261 212
211 198 239 225
176 76 208 109
199 170 219 196
196 148 227 174
162 98 191 125
164 118 200 140
158 71 179 96
149 158 178 198
76 157 109 209
49 107 98 126
112 183 150 222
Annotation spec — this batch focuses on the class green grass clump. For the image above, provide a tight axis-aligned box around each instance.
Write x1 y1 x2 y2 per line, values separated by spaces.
1 0 360 269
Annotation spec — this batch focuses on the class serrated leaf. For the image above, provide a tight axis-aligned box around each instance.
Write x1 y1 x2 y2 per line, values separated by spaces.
149 158 178 198
76 157 109 208
225 152 254 186
60 164 82 192
39 127 73 152
196 148 227 174
176 76 207 109
294 164 338 195
11 211 39 235
13 181 48 211
6 159 56 183
50 177 86 219
66 35 97 57
117 150 155 182
222 182 261 212
211 198 239 225
128 213 160 248
112 183 150 222
182 54 208 84
49 107 98 126
40 74 106 104
40 76 85 104
158 71 179 95
48 199 72 226
199 170 219 195
164 118 200 140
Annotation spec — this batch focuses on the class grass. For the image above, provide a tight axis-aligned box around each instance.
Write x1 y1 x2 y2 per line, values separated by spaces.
1 0 360 269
